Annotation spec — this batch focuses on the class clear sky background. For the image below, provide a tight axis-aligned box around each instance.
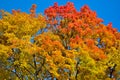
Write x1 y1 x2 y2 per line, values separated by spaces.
0 0 120 31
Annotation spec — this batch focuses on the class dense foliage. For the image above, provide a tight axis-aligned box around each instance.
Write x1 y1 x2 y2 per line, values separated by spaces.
0 2 120 80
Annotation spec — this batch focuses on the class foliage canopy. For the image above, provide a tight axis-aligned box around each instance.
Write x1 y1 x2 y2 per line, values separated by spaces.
0 2 120 80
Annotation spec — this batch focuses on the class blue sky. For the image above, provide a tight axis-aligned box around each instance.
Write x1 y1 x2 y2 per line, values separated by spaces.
0 0 120 31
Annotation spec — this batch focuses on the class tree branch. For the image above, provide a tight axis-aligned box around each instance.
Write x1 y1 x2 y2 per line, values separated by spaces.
75 59 80 80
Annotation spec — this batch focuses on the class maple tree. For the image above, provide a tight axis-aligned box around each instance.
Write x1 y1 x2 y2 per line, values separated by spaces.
0 2 120 80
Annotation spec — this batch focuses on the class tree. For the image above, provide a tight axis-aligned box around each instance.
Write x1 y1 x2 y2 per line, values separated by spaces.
0 2 120 80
